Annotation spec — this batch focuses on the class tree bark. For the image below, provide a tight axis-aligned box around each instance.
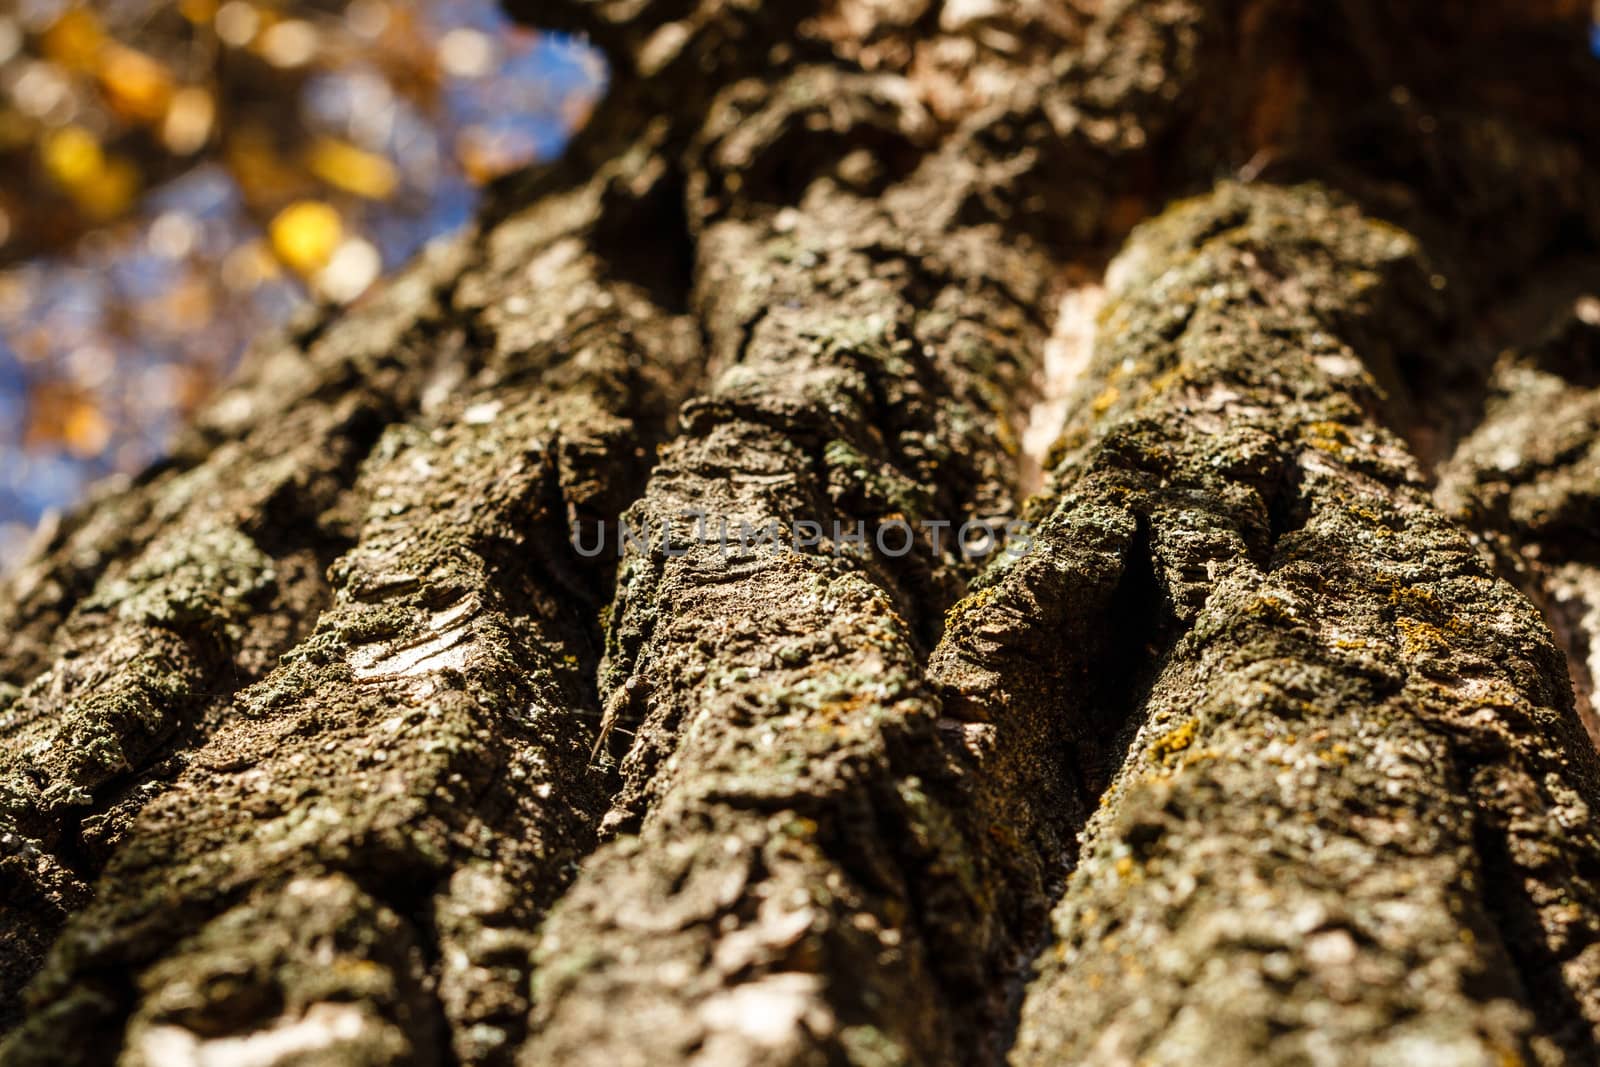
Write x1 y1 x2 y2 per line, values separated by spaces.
4 1 1600 1064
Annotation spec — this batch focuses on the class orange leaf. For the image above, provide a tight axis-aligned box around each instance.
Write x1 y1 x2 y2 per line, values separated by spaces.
98 45 176 123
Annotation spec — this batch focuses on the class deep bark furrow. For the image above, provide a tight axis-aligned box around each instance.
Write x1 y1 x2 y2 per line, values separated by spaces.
5 1 1600 1064
524 188 1057 1067
0 151 704 1064
1438 286 1600 748
516 1 1276 1059
947 182 1600 1065
0 484 158 692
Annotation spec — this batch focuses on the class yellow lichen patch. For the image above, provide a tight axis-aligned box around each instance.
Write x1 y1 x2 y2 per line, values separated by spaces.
943 584 1002 632
1318 743 1352 766
810 692 872 728
1091 385 1121 416
1305 419 1351 455
1349 505 1395 535
1395 617 1450 654
1148 362 1187 394
994 411 1021 457
782 816 820 839
1248 593 1299 625
1147 719 1197 765
1097 301 1131 335
1042 425 1088 471
1389 584 1445 614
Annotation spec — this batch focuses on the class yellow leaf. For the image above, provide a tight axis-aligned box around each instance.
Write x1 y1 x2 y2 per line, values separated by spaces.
71 156 140 220
98 44 175 123
41 8 106 71
306 137 399 200
41 125 104 188
269 200 343 275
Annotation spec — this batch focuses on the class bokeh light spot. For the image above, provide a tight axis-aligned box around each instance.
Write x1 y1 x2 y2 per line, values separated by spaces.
0 1 607 569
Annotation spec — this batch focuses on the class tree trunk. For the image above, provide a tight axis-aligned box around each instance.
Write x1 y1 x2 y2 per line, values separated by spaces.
5 1 1600 1064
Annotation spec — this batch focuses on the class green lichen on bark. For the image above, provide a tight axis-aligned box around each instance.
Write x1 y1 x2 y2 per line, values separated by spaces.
525 146 1057 1067
0 218 507 1024
6 0 1600 1064
1 147 701 1065
515 0 1280 1057
961 183 1600 1066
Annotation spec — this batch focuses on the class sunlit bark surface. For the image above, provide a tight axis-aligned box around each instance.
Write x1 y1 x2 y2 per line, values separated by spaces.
4 1 1600 1064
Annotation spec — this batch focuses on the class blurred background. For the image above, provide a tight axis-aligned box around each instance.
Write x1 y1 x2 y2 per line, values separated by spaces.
0 0 603 569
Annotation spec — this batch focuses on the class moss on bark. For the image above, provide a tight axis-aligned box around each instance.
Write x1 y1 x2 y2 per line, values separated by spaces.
4 1 1600 1064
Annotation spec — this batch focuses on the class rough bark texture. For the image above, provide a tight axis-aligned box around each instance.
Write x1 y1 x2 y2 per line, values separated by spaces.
4 1 1600 1065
